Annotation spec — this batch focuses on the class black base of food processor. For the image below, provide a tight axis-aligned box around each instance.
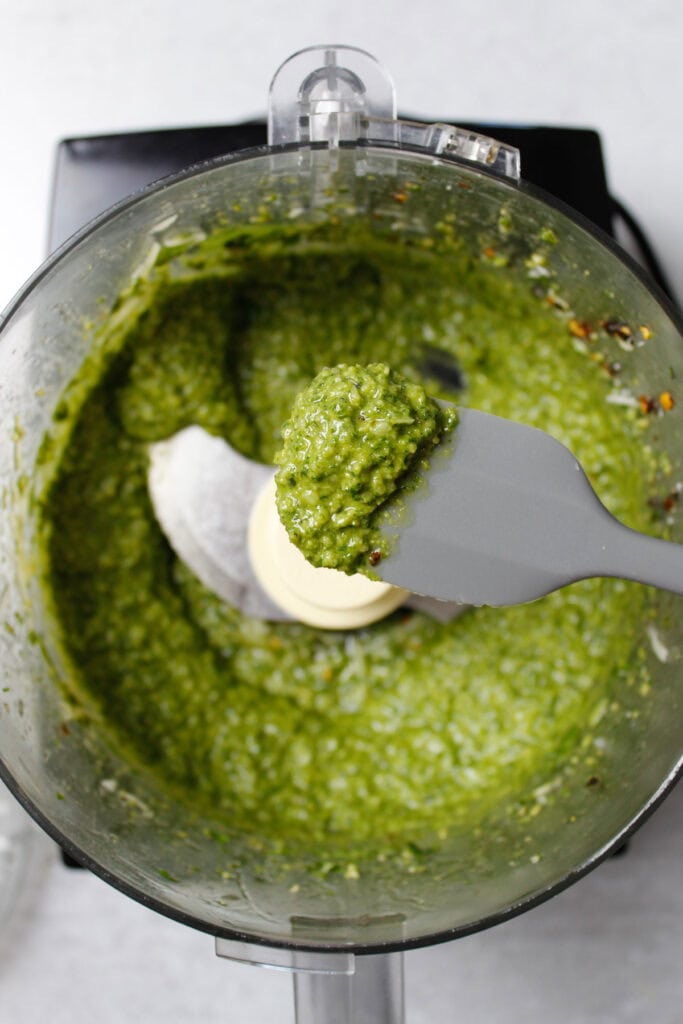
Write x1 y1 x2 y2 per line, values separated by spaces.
47 118 670 872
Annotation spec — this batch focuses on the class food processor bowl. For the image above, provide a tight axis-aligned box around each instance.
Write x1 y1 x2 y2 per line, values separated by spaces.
0 44 681 1017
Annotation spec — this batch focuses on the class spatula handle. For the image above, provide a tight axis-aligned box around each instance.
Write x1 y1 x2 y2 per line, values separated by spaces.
595 519 683 596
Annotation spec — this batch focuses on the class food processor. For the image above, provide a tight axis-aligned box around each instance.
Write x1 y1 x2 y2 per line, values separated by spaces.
0 44 682 1023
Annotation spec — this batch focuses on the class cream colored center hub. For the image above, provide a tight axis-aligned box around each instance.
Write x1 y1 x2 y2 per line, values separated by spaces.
248 479 408 629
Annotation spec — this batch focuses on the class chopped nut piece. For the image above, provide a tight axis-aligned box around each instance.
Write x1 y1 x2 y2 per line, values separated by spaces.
545 292 570 311
638 394 657 414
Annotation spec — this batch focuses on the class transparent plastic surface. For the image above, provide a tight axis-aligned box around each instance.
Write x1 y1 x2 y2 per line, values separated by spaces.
293 953 404 1024
0 144 682 955
268 45 396 146
268 45 520 180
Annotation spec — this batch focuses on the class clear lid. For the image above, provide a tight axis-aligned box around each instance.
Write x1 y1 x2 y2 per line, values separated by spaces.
268 44 521 180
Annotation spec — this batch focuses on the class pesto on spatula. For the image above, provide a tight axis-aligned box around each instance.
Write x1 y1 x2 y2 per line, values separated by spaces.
275 363 458 576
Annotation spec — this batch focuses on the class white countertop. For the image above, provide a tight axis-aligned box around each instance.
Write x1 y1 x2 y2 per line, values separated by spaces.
1 1 682 1020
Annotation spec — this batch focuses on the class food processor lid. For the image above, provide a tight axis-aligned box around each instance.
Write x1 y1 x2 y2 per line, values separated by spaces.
267 45 521 181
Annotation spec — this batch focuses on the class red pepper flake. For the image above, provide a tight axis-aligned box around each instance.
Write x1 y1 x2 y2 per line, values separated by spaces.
659 390 675 411
482 246 496 259
457 181 472 190
638 394 657 414
648 487 681 517
391 191 408 203
568 318 591 339
603 319 633 341
59 722 71 737
368 549 383 566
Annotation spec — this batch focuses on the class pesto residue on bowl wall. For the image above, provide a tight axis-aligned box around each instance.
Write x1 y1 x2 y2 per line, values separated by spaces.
36 212 656 866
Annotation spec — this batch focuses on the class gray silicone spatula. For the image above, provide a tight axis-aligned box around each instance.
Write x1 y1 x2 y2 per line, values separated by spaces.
375 406 683 607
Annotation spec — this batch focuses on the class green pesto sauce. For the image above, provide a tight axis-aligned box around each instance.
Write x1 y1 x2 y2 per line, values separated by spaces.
275 363 458 575
39 217 654 860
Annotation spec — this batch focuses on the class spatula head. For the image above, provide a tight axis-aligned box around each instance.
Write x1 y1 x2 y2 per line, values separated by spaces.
376 407 611 607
